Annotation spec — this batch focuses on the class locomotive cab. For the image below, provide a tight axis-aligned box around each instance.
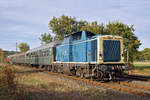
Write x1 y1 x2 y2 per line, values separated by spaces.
98 35 124 64
95 35 126 80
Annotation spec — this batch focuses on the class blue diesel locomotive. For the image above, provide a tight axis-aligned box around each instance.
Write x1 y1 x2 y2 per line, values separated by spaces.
8 31 126 80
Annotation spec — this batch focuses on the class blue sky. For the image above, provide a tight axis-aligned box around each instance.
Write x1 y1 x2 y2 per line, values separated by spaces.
0 0 150 51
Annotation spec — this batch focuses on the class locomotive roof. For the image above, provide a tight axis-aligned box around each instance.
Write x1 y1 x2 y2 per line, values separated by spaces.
65 30 96 37
26 40 62 53
8 52 26 57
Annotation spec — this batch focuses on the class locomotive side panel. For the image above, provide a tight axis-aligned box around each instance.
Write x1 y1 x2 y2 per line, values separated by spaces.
56 37 72 62
86 39 97 62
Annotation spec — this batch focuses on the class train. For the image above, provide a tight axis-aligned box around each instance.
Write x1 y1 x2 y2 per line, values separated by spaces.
7 30 127 81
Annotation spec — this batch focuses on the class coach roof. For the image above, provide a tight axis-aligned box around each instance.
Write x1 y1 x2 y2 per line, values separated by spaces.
26 40 62 53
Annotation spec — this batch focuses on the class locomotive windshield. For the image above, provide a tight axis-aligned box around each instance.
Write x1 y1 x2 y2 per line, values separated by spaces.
103 40 121 62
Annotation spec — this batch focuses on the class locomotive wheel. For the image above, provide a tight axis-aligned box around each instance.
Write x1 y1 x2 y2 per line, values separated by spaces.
70 69 76 76
47 65 52 72
111 73 117 81
94 69 104 81
76 68 84 78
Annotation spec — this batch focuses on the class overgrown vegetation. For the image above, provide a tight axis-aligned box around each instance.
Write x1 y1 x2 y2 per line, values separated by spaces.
133 64 150 76
0 49 4 63
0 64 28 100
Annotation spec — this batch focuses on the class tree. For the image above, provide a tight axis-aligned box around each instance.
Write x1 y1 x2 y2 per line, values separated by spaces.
48 15 88 40
105 22 141 66
143 48 150 61
39 32 53 44
81 21 105 34
48 15 106 40
18 43 30 53
0 48 4 63
137 48 150 61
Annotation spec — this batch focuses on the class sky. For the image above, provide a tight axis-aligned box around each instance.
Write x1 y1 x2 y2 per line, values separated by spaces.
0 0 150 51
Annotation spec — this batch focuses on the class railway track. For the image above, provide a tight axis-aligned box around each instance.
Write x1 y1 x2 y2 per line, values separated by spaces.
43 71 150 98
122 74 150 81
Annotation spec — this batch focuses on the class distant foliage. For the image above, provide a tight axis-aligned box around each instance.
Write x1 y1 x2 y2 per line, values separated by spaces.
136 48 150 61
3 50 17 58
0 64 28 100
18 43 30 53
39 32 53 44
0 49 4 63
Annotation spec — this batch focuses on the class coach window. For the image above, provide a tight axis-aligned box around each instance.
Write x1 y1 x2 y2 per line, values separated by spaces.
34 52 36 57
41 50 43 57
32 53 34 58
31 53 33 58
39 51 41 57
47 49 49 56
44 50 46 56
42 50 44 56
30 53 31 58
45 49 47 56
29 53 30 58
49 48 51 55
29 53 30 59
32 52 34 58
72 32 82 41
41 51 43 57
45 50 47 56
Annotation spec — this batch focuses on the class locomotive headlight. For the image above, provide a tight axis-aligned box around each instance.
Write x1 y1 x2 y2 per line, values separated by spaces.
121 54 124 60
99 54 102 57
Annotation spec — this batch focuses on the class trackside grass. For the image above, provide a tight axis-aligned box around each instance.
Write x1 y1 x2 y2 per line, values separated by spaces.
133 63 150 76
0 64 149 100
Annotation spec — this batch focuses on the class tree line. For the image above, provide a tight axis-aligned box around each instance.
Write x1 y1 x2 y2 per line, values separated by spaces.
136 48 150 61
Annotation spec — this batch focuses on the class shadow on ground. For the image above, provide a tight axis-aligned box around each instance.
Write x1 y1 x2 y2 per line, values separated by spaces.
24 85 149 100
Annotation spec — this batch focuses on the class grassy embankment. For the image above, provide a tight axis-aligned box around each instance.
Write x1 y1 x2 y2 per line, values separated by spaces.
133 62 150 76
